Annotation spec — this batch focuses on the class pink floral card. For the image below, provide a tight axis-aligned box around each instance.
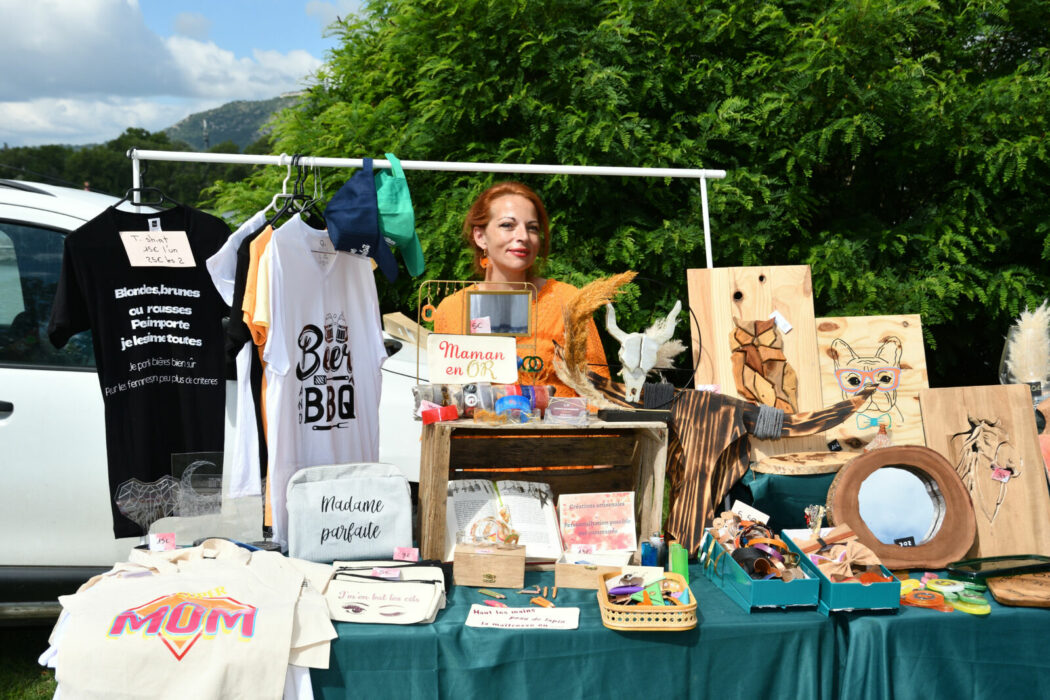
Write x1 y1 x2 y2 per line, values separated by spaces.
558 492 636 553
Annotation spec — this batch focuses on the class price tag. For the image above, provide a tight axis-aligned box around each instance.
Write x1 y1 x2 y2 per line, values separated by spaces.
393 546 420 562
470 316 492 333
730 499 770 524
149 532 176 551
120 231 195 267
991 467 1012 483
768 309 793 334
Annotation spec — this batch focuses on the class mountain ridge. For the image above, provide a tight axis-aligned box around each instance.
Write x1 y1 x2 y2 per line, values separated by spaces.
163 93 302 150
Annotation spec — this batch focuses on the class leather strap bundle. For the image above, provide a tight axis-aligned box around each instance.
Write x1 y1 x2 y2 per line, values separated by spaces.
709 512 804 581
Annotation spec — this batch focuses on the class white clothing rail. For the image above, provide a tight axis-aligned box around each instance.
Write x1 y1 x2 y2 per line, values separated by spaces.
127 148 726 268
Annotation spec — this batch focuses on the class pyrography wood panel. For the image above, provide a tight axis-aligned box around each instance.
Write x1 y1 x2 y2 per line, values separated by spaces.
687 265 824 456
816 314 928 451
920 385 1050 560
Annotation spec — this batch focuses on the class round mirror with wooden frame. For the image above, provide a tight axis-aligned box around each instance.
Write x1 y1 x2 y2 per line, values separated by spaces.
826 445 976 569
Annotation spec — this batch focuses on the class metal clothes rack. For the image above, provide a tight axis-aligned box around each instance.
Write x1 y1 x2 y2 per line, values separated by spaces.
127 148 727 268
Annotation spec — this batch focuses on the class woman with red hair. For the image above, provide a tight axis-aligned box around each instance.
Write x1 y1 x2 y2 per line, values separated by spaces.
433 181 609 396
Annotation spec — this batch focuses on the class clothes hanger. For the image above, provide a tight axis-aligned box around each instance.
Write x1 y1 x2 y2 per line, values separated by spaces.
266 154 313 227
262 153 293 216
114 185 185 210
296 161 328 230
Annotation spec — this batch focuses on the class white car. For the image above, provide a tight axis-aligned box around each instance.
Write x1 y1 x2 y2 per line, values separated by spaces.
0 179 424 620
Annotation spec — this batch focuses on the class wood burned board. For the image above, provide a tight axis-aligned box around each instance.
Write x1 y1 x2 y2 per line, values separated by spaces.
687 265 824 456
752 451 859 475
816 314 928 451
920 385 1050 564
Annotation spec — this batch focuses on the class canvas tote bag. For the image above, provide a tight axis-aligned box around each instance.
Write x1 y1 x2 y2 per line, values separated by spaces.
286 462 412 562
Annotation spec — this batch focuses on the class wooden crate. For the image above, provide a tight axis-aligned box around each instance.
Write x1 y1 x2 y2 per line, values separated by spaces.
418 419 668 563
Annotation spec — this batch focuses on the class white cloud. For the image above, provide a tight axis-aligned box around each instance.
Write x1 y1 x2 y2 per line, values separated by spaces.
164 36 321 100
305 0 364 32
0 97 224 147
0 0 324 146
174 12 211 41
0 0 184 100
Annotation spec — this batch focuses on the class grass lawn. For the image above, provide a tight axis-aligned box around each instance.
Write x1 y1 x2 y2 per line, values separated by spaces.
0 626 57 699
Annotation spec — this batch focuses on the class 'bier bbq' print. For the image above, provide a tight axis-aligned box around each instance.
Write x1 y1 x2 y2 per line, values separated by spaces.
296 312 356 430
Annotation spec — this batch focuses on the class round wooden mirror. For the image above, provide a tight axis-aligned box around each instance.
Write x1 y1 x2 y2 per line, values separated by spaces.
826 445 976 569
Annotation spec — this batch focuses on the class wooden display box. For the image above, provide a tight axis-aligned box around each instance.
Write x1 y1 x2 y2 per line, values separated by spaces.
418 419 668 564
453 543 526 588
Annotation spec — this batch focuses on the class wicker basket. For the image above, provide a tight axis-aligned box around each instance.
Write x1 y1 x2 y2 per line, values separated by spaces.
596 572 697 631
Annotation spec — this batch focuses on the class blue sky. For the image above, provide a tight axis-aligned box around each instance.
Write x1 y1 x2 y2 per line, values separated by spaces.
0 0 363 147
139 0 346 60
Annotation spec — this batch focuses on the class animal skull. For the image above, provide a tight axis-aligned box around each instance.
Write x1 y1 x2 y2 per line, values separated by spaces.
605 300 682 403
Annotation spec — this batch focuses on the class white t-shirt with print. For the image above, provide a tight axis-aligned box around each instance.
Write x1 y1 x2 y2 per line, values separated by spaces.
261 214 386 545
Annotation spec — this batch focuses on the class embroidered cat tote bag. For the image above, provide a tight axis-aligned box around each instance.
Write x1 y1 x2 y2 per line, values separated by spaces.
286 463 413 563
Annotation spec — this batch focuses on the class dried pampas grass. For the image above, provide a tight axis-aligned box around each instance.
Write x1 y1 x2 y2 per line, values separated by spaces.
553 271 637 407
1005 300 1050 383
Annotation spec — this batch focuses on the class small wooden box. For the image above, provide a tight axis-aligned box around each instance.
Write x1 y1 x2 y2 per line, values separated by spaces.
553 551 633 589
554 561 623 589
453 543 525 588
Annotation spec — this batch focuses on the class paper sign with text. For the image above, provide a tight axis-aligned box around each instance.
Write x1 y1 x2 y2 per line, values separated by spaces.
730 499 770 525
427 333 518 384
464 604 579 630
119 231 195 267
558 491 637 553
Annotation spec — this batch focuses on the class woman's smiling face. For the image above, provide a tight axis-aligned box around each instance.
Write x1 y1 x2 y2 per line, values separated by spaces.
473 194 541 281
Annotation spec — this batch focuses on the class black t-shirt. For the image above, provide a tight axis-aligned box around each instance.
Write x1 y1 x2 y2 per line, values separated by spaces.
48 205 231 537
227 228 269 482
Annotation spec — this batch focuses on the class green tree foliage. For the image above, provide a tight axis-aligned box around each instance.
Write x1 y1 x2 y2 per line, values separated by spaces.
1 129 261 207
209 0 1050 385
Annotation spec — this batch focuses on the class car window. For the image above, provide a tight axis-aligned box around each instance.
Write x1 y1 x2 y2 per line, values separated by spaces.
0 221 95 368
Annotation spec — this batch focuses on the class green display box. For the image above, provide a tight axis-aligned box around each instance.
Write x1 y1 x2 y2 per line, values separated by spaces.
700 531 818 613
782 529 901 616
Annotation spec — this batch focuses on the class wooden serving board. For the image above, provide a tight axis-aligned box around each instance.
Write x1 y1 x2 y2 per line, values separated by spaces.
986 572 1050 608
687 265 824 457
920 385 1050 561
752 451 858 475
816 314 928 451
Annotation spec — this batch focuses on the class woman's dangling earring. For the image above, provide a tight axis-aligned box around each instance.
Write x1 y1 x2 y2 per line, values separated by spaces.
480 248 489 269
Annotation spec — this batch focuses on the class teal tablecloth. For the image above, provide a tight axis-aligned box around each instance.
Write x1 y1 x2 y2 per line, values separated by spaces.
313 563 1050 699
835 592 1050 700
312 564 838 699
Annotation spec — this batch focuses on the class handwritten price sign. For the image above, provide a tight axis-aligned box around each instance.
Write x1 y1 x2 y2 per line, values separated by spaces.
120 231 195 268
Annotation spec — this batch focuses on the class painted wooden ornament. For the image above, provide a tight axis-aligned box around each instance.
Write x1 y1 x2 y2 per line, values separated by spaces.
729 318 798 412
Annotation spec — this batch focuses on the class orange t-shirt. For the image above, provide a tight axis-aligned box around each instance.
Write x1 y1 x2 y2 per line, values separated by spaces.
241 225 274 348
432 279 610 396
